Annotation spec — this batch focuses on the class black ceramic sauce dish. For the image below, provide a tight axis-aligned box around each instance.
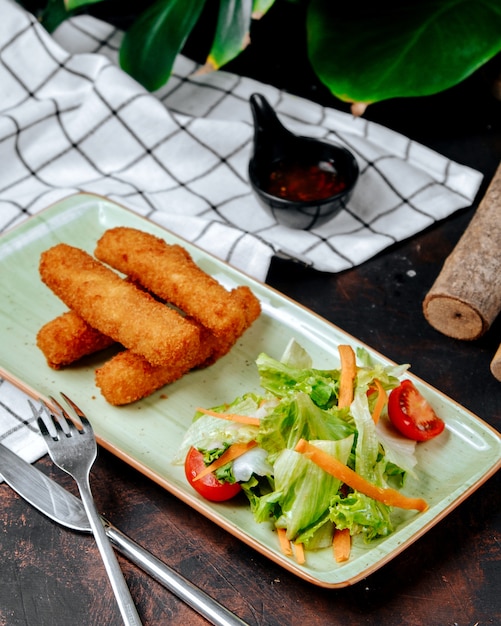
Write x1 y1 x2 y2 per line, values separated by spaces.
248 93 359 230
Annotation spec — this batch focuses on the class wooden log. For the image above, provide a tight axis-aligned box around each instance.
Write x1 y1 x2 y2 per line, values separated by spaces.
490 343 501 382
423 162 501 340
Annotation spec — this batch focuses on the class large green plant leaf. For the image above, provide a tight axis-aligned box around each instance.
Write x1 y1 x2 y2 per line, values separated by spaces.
307 0 501 105
65 0 105 9
120 0 206 91
40 0 107 32
39 0 74 32
252 0 276 18
204 0 253 71
41 0 105 33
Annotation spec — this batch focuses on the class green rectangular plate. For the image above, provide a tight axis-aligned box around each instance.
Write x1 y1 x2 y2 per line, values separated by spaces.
1 192 500 587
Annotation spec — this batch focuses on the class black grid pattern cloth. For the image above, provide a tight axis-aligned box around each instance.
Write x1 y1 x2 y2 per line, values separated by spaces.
0 0 483 465
1 1 483 279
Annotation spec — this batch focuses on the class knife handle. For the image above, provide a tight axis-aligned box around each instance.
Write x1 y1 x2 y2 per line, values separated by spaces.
104 521 249 626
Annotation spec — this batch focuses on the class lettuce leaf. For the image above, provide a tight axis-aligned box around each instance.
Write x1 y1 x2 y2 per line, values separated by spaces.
257 392 355 458
173 392 262 464
247 437 354 541
328 492 394 540
256 351 340 409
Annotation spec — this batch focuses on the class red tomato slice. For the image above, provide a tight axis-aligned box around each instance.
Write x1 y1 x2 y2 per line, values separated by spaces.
184 447 242 502
388 379 445 442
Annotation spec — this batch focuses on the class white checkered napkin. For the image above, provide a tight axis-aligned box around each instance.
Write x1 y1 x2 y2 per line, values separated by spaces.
0 380 46 480
0 2 483 280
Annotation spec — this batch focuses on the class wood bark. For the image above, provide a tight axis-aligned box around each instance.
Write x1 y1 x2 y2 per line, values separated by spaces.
423 162 501 340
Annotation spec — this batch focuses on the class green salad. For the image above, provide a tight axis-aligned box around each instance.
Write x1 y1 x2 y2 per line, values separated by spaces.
175 339 434 563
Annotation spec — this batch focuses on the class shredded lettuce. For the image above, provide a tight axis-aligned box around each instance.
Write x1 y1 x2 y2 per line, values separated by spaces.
267 438 353 540
175 339 420 553
329 492 394 540
257 392 355 458
256 352 340 409
173 393 262 464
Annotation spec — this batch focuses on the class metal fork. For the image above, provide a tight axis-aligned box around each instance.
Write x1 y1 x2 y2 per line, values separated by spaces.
33 394 143 626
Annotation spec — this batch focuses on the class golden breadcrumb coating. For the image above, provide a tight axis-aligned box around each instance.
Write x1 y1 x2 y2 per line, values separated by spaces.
36 310 115 369
95 325 217 405
95 227 261 343
39 243 201 368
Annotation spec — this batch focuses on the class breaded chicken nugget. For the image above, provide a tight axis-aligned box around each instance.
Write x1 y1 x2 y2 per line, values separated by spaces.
196 285 263 365
231 285 262 326
39 243 201 367
37 311 115 369
95 227 261 342
36 279 152 369
95 325 217 405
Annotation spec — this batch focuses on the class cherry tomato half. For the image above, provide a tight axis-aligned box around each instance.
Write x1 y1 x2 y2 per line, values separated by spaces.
388 379 445 442
184 447 242 502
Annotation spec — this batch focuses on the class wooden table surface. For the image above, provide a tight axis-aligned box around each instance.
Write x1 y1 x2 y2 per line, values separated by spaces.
1 5 500 625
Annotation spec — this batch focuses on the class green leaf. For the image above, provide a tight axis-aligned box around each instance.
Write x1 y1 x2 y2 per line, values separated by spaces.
65 0 106 10
307 0 501 104
39 0 73 32
252 0 276 19
271 438 352 540
119 0 206 91
205 0 253 71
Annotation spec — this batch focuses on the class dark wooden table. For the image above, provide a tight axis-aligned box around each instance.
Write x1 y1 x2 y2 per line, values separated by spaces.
1 4 500 625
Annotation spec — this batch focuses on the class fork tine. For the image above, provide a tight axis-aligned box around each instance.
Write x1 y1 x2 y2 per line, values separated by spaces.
30 399 55 439
48 395 66 416
39 401 68 438
60 392 92 430
48 395 91 437
36 412 52 439
47 395 81 434
28 399 42 421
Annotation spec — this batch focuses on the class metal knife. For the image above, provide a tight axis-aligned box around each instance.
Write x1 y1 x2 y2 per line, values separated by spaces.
0 442 248 626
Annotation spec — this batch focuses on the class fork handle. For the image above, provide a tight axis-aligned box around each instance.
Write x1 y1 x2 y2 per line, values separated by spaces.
104 521 249 626
78 479 143 626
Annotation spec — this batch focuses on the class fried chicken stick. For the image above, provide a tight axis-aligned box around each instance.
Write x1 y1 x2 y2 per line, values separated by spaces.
38 237 261 405
37 308 219 404
95 227 261 343
39 243 201 367
37 282 262 371
36 310 115 369
38 293 260 403
95 326 217 405
39 292 260 403
36 277 161 369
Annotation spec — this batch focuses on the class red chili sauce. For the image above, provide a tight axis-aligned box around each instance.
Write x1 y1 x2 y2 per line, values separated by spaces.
264 159 347 202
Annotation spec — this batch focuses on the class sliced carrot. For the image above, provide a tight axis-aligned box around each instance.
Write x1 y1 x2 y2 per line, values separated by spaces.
193 441 257 481
293 542 306 565
370 379 387 424
196 407 260 426
332 528 351 563
277 527 292 556
294 439 428 512
338 345 357 408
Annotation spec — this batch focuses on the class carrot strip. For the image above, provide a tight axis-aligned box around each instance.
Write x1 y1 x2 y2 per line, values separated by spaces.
196 407 260 426
338 345 357 408
193 441 257 481
293 542 306 565
295 439 428 512
277 528 292 556
371 379 387 424
332 528 351 563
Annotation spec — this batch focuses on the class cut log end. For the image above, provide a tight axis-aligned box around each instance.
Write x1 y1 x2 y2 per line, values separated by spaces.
422 162 501 341
490 343 501 382
423 295 487 340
